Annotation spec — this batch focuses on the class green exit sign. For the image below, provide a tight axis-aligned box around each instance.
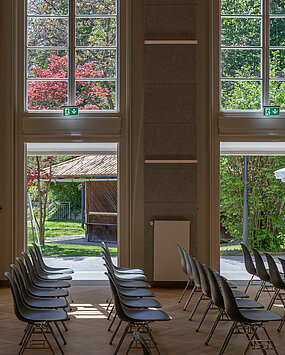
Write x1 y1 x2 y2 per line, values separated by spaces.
263 106 280 117
63 106 79 117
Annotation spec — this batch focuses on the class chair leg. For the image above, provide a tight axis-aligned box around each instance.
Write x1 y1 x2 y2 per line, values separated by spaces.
183 285 197 311
108 314 117 331
243 325 266 355
277 318 285 332
113 323 130 355
189 292 203 321
19 324 31 345
262 325 279 355
48 322 64 355
267 289 280 310
254 281 265 301
146 324 161 355
40 324 56 355
107 305 115 320
244 275 254 293
61 321 68 332
18 324 34 355
178 279 190 303
205 309 223 346
110 319 122 345
54 321 67 345
196 299 212 332
219 321 236 355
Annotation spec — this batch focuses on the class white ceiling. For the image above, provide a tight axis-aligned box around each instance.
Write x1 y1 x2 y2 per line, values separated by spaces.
27 143 118 156
220 142 285 156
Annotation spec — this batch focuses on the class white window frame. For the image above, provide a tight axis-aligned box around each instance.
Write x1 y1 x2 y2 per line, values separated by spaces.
218 0 285 116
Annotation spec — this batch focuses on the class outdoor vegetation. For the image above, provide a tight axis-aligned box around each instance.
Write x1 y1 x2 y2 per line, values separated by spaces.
220 156 285 252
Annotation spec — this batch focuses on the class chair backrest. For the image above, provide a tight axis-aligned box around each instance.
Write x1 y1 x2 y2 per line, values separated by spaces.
195 259 211 298
10 264 29 300
205 266 224 310
176 243 188 275
241 243 256 275
278 257 285 276
133 331 152 355
4 272 28 323
28 247 42 275
264 253 285 289
21 251 39 283
252 248 270 282
188 254 201 288
181 248 192 278
218 275 244 322
16 257 34 290
32 243 46 270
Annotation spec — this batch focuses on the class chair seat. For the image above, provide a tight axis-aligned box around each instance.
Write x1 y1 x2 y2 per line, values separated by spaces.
236 299 264 309
121 297 162 309
114 271 147 281
22 308 68 322
38 273 72 281
29 287 68 298
114 266 144 274
42 266 74 274
232 289 249 298
241 309 283 322
124 308 171 322
25 296 68 309
118 287 155 298
116 280 151 288
34 279 70 289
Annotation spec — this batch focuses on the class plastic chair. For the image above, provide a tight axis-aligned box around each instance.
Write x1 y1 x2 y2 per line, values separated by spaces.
252 248 273 301
28 247 72 281
32 243 74 274
107 274 170 355
16 257 69 298
240 243 258 293
133 331 152 355
219 275 282 354
204 265 263 346
183 254 201 311
21 252 70 289
5 272 68 355
176 243 191 303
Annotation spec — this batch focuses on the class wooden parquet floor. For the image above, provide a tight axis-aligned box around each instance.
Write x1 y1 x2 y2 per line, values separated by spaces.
0 285 285 354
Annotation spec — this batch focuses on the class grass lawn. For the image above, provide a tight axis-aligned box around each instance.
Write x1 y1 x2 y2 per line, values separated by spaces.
28 242 118 257
27 220 85 239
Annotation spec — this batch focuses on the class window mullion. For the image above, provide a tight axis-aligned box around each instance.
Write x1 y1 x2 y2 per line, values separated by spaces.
69 0 76 106
263 0 270 106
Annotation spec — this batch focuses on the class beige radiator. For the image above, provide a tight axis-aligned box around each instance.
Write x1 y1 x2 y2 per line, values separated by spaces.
153 220 190 281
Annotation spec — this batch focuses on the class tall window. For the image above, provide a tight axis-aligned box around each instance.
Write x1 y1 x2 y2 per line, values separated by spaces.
220 0 285 111
26 0 118 111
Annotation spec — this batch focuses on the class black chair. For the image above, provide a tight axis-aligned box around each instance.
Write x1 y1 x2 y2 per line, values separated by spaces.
183 254 201 311
176 243 191 303
32 243 73 274
28 247 72 281
241 243 258 293
219 275 281 355
133 331 152 355
252 248 273 301
5 272 68 355
107 274 170 355
204 265 264 346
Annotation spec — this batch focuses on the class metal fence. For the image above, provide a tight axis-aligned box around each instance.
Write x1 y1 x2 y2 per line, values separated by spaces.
30 200 71 221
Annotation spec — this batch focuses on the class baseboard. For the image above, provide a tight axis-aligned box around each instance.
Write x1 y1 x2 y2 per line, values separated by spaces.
149 281 191 288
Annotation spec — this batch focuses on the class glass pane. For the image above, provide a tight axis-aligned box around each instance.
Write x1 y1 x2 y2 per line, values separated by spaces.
76 49 116 79
221 49 261 78
269 81 285 109
221 0 261 15
221 81 261 110
76 81 116 110
76 0 116 15
221 18 261 47
76 18 117 47
27 0 68 16
27 81 68 110
270 0 285 15
270 18 285 46
270 49 285 78
27 50 67 78
27 18 68 47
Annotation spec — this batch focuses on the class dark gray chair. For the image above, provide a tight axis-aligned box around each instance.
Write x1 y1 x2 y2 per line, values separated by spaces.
133 331 152 355
219 275 281 355
5 272 68 355
183 254 201 311
252 248 273 301
176 243 191 303
241 243 259 293
33 243 73 274
204 265 264 346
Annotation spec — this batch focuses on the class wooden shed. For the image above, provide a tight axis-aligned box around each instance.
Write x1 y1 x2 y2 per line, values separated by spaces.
49 155 118 243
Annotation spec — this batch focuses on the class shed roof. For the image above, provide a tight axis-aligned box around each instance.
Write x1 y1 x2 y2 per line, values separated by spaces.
48 155 117 181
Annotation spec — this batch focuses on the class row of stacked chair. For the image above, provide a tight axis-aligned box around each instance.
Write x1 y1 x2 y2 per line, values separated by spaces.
4 242 74 355
176 243 283 354
102 242 171 355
